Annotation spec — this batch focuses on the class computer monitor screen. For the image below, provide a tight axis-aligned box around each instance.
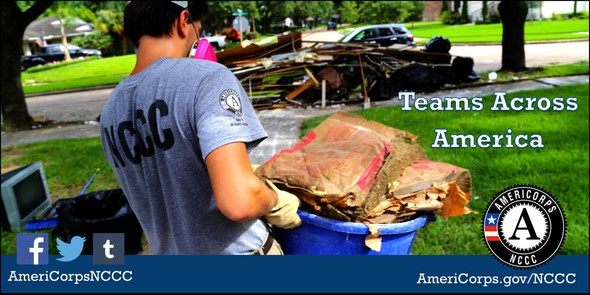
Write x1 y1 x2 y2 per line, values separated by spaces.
1 162 52 231
14 169 47 217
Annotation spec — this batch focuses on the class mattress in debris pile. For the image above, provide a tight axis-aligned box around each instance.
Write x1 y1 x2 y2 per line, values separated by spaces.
255 111 474 223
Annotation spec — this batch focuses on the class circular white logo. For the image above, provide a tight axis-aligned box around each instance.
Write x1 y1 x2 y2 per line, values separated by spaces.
219 89 242 116
483 185 566 269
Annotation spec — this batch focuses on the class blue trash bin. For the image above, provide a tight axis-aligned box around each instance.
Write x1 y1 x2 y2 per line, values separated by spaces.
274 210 434 255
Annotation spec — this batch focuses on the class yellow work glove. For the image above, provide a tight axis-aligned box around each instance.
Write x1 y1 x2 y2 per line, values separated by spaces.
264 179 302 229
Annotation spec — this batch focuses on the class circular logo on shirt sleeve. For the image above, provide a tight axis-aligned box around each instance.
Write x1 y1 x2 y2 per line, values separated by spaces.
482 185 566 269
219 89 242 117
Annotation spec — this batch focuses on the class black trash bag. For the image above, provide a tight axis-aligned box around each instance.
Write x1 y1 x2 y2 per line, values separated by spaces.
423 36 452 53
53 189 144 255
452 56 481 83
388 63 461 94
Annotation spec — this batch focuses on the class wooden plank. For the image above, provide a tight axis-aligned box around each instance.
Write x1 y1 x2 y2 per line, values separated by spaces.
286 78 316 100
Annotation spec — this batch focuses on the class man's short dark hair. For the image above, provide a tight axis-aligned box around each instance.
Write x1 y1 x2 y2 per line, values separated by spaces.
124 1 209 47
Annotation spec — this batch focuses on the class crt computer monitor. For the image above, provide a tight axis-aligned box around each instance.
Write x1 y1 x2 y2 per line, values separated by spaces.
1 162 52 232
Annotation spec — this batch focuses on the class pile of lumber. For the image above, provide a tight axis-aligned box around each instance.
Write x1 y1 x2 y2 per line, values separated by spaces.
217 32 472 111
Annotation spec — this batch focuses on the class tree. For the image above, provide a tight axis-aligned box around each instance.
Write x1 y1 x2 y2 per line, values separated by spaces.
482 0 488 23
406 1 425 23
1 1 53 131
93 2 127 56
45 1 95 62
441 1 449 15
291 1 332 29
339 1 360 24
498 1 528 72
453 1 460 14
256 0 295 33
461 0 469 23
358 1 419 24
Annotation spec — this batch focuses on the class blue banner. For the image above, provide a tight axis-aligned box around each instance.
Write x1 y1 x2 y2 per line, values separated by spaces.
2 255 588 293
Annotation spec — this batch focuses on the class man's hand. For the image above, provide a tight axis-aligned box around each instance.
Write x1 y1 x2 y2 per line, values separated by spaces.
264 179 302 229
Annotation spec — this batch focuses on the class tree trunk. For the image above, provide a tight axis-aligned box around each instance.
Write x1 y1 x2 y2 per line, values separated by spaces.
58 18 72 62
461 1 469 23
1 1 53 131
498 1 528 72
482 1 488 22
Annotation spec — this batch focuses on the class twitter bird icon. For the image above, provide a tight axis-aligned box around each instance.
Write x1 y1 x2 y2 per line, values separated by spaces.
56 236 86 262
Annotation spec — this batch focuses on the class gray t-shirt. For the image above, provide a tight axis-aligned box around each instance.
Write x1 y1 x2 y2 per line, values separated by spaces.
100 58 269 254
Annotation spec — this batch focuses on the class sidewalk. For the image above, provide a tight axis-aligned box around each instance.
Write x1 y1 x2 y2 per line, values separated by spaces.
2 75 589 165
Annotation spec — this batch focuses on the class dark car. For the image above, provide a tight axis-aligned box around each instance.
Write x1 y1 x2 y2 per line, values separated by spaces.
21 43 102 71
339 24 416 47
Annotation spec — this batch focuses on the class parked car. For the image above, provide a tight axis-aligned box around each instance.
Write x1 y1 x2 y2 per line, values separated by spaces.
21 43 101 71
339 24 416 47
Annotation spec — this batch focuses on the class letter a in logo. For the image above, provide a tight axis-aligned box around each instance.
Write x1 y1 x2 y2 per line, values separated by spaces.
508 207 540 240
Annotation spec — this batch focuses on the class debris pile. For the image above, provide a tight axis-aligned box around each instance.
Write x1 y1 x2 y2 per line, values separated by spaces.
218 32 480 110
255 112 474 224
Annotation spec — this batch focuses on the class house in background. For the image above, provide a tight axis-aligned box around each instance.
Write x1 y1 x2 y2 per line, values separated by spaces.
422 1 589 22
22 16 95 56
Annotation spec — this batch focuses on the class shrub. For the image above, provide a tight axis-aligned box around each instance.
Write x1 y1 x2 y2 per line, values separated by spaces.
570 11 589 19
551 13 565 21
246 31 259 40
441 11 453 24
487 12 501 23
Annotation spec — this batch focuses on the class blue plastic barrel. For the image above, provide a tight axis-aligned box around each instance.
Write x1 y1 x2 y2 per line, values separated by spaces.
274 210 434 255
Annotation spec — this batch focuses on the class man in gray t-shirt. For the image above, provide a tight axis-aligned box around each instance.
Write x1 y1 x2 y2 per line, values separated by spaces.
100 1 301 254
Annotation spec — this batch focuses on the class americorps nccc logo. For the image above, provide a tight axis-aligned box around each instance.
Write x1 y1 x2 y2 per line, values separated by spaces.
482 185 566 269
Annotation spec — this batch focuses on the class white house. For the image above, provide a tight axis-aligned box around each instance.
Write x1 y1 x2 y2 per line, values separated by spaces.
452 1 589 22
23 16 95 56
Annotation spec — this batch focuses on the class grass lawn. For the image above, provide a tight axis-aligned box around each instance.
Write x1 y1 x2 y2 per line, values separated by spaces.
300 83 589 255
22 54 136 94
347 19 589 44
1 84 588 255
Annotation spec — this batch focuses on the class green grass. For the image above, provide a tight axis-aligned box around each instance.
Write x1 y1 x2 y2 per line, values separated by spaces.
301 84 589 255
410 19 589 43
1 138 119 200
22 55 136 94
345 19 589 44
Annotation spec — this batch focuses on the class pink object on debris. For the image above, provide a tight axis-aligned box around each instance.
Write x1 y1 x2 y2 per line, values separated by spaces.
194 38 217 62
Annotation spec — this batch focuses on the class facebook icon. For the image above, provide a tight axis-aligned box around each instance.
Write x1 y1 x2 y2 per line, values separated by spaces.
17 233 49 265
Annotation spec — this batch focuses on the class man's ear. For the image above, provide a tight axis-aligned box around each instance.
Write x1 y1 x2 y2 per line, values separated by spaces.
178 10 192 38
